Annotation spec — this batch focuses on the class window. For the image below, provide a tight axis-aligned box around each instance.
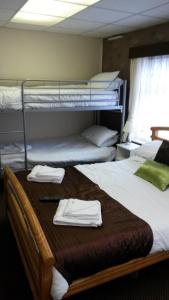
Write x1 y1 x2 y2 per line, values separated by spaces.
123 55 169 143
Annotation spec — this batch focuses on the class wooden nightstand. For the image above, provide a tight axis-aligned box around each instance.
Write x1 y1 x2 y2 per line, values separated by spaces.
115 142 140 161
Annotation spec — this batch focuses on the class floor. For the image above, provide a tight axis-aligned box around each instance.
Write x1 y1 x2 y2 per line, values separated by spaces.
1 179 169 300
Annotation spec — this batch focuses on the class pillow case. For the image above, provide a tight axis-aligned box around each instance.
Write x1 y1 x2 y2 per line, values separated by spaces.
14 142 32 152
135 160 169 191
101 134 119 147
131 140 162 160
154 140 169 166
87 71 119 90
2 142 32 154
106 77 123 91
81 125 118 147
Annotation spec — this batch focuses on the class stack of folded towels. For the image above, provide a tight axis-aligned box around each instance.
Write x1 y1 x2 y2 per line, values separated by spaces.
27 165 65 183
53 198 102 227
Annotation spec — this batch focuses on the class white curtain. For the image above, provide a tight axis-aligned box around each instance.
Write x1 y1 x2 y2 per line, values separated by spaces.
123 55 169 142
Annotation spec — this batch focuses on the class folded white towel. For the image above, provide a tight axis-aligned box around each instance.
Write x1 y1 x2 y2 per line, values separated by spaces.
27 165 65 183
63 198 100 220
53 199 102 227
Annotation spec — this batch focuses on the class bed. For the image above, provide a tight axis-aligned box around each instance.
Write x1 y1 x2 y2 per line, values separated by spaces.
0 74 126 172
5 127 168 300
0 133 117 171
0 125 118 172
0 76 125 111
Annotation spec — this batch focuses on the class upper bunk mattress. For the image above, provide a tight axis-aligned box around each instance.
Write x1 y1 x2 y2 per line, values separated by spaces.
0 86 119 111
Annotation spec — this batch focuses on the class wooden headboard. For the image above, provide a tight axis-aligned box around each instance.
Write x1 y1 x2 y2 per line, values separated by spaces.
151 127 169 141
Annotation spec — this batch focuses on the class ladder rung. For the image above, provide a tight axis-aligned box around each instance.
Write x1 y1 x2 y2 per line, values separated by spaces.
0 130 24 134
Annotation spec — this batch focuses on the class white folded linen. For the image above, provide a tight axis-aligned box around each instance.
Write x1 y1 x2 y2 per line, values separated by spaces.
63 198 100 220
27 165 65 183
53 199 102 227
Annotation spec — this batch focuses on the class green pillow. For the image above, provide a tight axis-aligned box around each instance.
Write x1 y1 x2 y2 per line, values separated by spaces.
134 160 169 191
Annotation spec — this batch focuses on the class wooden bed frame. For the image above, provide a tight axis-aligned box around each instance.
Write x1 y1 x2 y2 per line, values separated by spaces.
4 126 169 300
151 126 169 141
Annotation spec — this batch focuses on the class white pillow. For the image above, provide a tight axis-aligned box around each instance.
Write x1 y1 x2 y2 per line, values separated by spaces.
1 142 32 154
81 125 118 147
101 134 119 147
107 77 123 91
131 140 162 160
87 71 119 89
13 142 32 152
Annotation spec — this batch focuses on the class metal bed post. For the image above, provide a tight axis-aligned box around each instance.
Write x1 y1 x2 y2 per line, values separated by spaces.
21 80 28 171
120 80 127 134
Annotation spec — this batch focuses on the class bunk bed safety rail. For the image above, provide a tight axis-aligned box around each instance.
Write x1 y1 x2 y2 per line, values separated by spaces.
21 79 123 111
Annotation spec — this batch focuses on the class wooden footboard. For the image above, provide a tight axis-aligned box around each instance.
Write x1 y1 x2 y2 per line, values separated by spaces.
4 165 169 300
4 166 55 300
151 126 169 141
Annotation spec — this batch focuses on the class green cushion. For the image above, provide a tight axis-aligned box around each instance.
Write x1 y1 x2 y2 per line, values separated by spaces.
134 160 169 191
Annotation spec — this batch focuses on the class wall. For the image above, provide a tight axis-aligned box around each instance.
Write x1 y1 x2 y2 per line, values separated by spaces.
102 21 169 81
0 28 102 142
0 27 102 80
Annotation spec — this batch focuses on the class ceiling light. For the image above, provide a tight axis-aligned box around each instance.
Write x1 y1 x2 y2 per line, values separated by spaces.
11 12 64 26
19 0 87 18
60 0 100 5
108 35 124 41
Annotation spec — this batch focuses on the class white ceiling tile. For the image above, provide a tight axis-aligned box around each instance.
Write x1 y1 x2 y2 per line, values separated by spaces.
73 6 131 23
0 0 27 10
6 22 47 31
53 18 104 30
0 9 16 21
114 15 167 28
45 26 83 34
142 3 169 19
95 0 169 13
0 0 169 36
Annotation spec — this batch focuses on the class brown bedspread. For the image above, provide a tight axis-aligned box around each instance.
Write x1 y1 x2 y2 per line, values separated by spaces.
16 167 153 283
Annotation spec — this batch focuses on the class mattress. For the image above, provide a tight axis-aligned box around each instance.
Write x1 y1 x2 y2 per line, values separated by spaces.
51 156 169 300
0 135 116 171
0 85 119 111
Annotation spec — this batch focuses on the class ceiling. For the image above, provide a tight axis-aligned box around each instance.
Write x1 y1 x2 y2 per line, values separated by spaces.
0 0 169 38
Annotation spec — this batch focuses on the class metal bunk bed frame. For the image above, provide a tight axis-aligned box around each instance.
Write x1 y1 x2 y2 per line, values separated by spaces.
0 78 127 174
0 79 26 176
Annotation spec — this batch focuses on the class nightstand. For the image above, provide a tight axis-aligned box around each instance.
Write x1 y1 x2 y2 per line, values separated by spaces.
115 142 140 161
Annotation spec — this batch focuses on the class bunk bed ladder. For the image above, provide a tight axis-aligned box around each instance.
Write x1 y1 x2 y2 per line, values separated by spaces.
120 79 127 134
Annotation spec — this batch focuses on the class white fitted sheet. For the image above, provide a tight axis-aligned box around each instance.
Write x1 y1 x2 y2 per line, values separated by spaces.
1 135 116 171
76 157 169 254
0 86 119 110
51 156 169 300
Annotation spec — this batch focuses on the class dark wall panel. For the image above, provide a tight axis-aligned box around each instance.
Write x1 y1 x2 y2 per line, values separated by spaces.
102 22 169 82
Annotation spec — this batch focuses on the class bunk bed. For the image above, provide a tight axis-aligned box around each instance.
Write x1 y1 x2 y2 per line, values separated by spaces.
0 76 127 172
4 127 169 300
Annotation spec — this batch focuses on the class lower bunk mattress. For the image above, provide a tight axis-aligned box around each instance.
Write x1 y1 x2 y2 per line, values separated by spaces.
0 135 116 170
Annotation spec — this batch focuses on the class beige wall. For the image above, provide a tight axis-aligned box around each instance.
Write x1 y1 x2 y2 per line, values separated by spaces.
0 28 102 141
0 27 102 80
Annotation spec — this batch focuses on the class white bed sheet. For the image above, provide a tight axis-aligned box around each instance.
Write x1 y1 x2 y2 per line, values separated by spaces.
51 156 169 300
1 135 116 170
0 86 119 110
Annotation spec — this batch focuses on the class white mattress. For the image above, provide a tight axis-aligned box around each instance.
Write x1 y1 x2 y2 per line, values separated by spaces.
0 135 116 170
0 86 119 110
51 156 169 300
